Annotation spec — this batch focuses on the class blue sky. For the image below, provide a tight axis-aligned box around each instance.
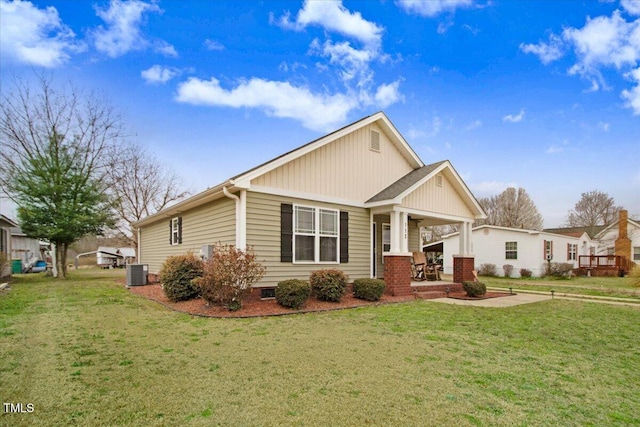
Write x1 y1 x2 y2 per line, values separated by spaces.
1 0 639 227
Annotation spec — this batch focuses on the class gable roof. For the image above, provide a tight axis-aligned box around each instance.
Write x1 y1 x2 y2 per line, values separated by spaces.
231 111 423 187
135 112 424 227
594 217 640 239
443 224 591 241
0 214 18 228
365 160 486 219
543 225 606 239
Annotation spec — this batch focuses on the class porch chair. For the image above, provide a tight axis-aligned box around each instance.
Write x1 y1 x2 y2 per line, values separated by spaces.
412 252 427 281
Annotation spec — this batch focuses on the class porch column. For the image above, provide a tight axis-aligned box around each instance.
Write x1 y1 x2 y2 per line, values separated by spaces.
453 221 475 283
384 208 413 297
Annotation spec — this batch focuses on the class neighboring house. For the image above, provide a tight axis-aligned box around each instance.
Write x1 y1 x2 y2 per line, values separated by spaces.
135 112 486 295
97 247 136 268
10 227 46 269
438 225 596 277
594 210 640 269
1 214 19 279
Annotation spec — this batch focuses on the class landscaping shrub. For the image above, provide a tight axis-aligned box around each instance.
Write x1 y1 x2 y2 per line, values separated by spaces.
275 279 311 309
352 278 386 301
503 264 514 278
194 244 266 311
547 262 574 278
158 253 204 302
310 269 348 302
462 281 487 297
477 263 497 277
519 268 533 278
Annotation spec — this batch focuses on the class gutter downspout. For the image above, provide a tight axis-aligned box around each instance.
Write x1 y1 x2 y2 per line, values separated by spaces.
137 227 141 264
223 187 246 250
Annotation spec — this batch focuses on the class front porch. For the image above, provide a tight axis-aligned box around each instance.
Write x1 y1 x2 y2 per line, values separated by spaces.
411 279 464 299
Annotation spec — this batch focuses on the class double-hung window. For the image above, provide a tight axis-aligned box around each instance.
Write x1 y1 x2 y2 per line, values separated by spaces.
505 242 517 260
171 217 182 245
568 243 577 261
294 205 339 263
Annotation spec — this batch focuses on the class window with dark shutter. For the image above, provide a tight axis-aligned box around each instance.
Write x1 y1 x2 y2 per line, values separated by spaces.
170 217 182 245
281 204 293 262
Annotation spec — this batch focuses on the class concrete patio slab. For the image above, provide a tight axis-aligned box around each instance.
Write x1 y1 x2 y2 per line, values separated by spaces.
427 293 552 307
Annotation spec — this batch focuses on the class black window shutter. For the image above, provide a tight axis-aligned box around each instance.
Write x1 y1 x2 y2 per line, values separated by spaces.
281 204 293 262
178 217 183 244
340 211 349 263
169 220 173 245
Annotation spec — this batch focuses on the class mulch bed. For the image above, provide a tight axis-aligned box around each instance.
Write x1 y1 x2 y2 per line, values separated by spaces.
127 283 416 318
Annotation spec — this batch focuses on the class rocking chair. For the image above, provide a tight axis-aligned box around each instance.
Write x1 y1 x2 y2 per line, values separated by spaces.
412 252 427 281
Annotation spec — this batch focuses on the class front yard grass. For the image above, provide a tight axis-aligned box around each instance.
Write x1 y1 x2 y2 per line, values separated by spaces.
1 269 639 426
481 274 640 300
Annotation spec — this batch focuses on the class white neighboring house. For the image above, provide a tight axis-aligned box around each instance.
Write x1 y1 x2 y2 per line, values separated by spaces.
440 225 596 277
594 210 640 265
1 214 19 278
97 247 136 268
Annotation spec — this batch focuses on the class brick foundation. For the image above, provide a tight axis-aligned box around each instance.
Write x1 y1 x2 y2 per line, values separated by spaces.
453 256 475 283
383 255 413 296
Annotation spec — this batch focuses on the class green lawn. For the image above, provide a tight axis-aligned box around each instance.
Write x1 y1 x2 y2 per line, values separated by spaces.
1 269 640 426
480 274 640 300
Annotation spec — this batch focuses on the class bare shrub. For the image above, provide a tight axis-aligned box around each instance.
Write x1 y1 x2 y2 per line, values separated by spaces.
194 244 266 311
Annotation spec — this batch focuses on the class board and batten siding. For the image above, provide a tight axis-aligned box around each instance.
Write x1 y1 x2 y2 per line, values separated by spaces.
246 191 370 287
140 197 236 273
251 123 414 202
400 172 473 218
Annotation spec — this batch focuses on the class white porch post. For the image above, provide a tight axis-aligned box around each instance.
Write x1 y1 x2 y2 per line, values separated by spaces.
401 212 409 253
458 221 473 255
390 210 401 253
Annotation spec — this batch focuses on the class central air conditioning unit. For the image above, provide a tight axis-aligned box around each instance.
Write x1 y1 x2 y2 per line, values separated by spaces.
126 264 148 286
200 244 215 260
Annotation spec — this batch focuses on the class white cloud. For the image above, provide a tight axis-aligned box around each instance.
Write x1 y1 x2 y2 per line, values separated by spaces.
92 0 175 58
0 0 83 67
437 21 453 34
465 119 482 130
520 33 565 64
598 121 611 131
546 145 563 154
141 64 180 84
175 77 357 132
204 39 225 51
621 67 640 114
374 80 404 107
396 0 473 17
622 0 640 16
274 0 383 48
502 109 525 123
406 116 441 140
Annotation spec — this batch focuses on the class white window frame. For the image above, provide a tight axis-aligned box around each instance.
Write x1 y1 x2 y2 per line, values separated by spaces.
505 242 517 260
382 223 391 258
568 243 577 261
171 217 180 245
634 246 640 261
292 204 339 264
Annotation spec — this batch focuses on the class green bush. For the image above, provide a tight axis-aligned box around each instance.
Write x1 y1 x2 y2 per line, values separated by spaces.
352 278 386 301
462 281 487 297
520 268 533 278
310 269 348 302
158 253 204 302
477 263 497 277
275 279 311 309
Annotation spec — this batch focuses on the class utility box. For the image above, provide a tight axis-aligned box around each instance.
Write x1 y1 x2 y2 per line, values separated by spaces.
126 264 148 286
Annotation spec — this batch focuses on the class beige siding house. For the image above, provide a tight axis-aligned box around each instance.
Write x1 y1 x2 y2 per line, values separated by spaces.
135 112 486 292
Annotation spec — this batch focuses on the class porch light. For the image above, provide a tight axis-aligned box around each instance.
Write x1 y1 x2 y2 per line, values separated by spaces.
551 290 555 299
509 287 513 295
446 286 450 297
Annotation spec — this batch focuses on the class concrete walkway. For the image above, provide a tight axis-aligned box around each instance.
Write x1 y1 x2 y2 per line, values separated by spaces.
428 293 551 307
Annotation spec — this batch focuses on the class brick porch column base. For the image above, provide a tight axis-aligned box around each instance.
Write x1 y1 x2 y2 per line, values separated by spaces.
384 255 413 296
453 256 475 283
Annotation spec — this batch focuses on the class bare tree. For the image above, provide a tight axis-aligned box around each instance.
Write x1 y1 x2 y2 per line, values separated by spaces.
0 74 122 278
476 187 543 230
566 190 622 237
104 142 189 247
